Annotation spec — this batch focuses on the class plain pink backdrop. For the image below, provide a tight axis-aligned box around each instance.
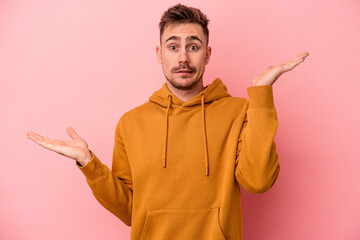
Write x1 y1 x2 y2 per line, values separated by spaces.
1 0 359 239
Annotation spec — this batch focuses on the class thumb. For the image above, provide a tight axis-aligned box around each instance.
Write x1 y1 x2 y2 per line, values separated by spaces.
66 127 79 140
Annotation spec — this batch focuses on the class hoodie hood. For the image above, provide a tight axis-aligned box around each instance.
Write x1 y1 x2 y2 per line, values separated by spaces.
149 78 231 176
149 78 231 107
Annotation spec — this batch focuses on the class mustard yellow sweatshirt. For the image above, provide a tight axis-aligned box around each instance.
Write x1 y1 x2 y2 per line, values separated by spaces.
77 78 280 240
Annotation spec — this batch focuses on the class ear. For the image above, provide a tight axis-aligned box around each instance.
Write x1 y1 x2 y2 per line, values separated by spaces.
156 45 162 64
205 46 212 65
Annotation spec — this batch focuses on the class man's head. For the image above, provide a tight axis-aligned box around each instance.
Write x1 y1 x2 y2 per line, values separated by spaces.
159 4 210 46
156 4 212 91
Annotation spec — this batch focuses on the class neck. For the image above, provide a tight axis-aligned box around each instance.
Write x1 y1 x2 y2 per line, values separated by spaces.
166 79 205 102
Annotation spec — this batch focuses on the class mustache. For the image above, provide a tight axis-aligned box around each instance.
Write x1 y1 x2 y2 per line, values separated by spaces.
171 64 196 73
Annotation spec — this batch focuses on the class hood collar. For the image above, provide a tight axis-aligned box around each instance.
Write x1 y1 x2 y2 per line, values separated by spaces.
149 78 231 107
149 78 231 176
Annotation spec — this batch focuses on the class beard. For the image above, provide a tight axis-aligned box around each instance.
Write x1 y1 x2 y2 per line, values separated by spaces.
165 64 202 90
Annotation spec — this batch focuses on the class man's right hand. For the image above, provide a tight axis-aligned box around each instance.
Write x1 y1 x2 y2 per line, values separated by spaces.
27 127 92 166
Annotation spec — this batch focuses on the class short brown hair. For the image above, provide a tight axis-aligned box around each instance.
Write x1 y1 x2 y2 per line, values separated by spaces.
159 4 210 45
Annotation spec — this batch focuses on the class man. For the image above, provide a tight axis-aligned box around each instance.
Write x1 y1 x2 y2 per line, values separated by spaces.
27 4 308 240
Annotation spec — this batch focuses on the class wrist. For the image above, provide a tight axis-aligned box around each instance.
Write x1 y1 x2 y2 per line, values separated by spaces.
77 150 92 166
252 82 272 87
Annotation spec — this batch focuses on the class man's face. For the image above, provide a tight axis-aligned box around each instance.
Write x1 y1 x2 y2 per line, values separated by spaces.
156 23 211 90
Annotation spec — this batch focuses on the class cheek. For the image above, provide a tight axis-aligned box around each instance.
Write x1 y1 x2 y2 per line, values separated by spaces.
162 60 172 71
161 54 174 69
194 55 207 69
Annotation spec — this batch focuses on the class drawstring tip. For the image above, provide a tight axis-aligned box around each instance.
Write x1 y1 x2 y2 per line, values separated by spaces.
163 159 166 168
205 167 209 176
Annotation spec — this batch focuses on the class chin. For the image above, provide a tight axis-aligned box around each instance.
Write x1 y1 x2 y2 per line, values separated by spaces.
168 77 200 91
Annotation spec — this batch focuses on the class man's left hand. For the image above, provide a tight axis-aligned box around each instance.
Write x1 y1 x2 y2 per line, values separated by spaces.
251 52 309 86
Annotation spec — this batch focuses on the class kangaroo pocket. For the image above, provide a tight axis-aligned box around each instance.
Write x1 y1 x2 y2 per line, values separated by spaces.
139 207 226 240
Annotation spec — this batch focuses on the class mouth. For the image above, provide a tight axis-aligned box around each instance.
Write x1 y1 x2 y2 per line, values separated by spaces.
175 70 194 74
172 65 196 76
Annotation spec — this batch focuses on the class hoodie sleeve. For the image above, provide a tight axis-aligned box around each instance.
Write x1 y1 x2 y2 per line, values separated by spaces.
235 85 280 193
77 119 133 226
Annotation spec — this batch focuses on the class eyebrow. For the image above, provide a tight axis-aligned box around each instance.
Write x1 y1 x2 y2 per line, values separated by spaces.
165 35 203 44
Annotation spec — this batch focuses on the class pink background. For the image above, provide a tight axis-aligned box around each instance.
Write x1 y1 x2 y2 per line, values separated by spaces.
1 0 359 239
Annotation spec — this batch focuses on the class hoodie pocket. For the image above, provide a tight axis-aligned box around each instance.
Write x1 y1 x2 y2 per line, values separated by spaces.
140 207 226 240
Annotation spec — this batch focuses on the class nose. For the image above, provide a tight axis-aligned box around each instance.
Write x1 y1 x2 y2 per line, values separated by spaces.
178 48 190 65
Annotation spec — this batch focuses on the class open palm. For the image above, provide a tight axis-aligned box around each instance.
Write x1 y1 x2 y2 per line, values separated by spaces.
252 52 309 86
27 127 92 166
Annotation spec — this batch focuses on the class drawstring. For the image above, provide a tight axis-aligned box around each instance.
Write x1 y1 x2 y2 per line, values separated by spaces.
163 95 172 168
162 94 209 176
201 93 209 176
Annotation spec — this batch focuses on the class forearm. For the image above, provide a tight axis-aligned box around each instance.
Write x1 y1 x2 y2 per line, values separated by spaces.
77 152 133 225
235 85 280 193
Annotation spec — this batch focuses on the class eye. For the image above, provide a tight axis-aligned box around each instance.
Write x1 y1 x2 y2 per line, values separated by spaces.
189 45 198 51
169 45 177 51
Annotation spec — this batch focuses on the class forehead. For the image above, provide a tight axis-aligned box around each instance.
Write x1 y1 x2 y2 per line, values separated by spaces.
161 23 206 43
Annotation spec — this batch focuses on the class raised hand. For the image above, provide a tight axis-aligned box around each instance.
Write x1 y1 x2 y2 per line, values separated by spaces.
27 127 92 166
251 52 309 86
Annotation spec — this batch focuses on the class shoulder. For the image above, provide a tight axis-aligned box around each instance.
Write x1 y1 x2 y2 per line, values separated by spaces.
115 101 154 127
206 96 249 121
213 96 249 109
224 96 248 104
123 102 153 118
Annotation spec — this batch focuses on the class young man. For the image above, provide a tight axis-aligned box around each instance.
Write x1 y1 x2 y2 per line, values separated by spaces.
27 4 308 240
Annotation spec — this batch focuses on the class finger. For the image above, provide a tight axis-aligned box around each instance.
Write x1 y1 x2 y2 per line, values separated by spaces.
29 135 66 152
291 52 309 63
28 134 52 148
27 131 45 141
281 61 302 72
27 132 52 145
34 140 63 153
282 52 309 71
27 131 40 137
27 131 58 144
66 127 80 140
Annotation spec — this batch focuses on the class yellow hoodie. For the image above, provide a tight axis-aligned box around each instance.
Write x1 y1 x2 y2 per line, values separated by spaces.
78 78 280 240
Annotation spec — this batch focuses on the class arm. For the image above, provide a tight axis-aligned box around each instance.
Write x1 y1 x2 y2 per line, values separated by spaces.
235 86 280 193
77 119 133 225
27 123 133 226
235 52 309 193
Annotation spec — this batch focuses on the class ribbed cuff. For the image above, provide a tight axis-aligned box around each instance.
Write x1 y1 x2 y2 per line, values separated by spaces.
76 151 108 180
247 85 275 109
